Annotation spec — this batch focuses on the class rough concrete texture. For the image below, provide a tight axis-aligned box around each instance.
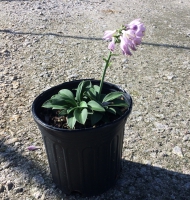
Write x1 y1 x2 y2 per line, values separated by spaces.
0 0 190 199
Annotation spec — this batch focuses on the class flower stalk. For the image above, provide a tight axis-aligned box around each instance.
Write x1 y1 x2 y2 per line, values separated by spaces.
98 51 112 98
99 18 146 97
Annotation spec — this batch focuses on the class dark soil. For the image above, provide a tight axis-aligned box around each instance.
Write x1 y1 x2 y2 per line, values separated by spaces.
41 108 125 129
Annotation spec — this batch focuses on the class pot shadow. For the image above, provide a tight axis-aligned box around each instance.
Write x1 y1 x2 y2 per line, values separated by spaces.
0 139 63 198
0 139 190 199
115 160 190 199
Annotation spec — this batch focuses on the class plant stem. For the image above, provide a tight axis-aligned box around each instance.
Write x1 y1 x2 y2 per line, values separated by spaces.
99 51 112 97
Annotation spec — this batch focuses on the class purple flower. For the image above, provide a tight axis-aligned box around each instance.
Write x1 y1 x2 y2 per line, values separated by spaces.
103 19 145 56
103 30 116 41
119 19 145 56
27 145 40 151
108 37 115 51
126 19 145 45
120 35 132 56
127 19 145 31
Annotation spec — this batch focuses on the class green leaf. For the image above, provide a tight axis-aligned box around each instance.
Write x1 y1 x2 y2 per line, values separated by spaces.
58 109 67 116
90 112 103 126
109 99 129 107
102 92 123 102
86 88 98 101
52 105 67 109
102 102 111 107
88 100 105 112
59 89 74 99
80 101 88 108
74 108 88 125
67 112 76 129
49 93 75 108
106 107 116 115
67 107 77 114
42 100 54 108
51 98 67 106
58 89 77 106
76 80 92 102
42 99 67 109
76 82 83 102
93 85 100 93
50 94 64 100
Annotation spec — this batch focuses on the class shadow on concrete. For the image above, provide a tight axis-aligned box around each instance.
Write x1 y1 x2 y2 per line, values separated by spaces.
0 29 102 41
0 139 190 199
118 160 190 199
142 42 190 50
0 139 63 198
0 29 190 50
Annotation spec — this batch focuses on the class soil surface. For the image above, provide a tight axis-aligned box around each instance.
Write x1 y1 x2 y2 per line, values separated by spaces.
0 0 190 199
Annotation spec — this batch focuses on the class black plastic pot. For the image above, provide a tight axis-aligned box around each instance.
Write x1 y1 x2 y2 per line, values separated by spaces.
32 80 132 197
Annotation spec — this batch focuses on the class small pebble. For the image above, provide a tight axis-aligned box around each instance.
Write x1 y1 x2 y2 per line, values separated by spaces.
183 135 190 141
14 187 23 194
0 184 5 193
172 146 183 157
7 181 14 191
167 75 175 80
5 138 18 145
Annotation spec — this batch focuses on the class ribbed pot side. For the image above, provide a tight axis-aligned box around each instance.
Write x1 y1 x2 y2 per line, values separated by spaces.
32 80 132 196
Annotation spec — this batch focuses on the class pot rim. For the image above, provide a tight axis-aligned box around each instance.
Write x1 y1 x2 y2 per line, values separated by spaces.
32 79 132 132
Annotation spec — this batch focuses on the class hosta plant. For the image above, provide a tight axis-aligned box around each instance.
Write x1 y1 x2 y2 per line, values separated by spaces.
42 19 145 129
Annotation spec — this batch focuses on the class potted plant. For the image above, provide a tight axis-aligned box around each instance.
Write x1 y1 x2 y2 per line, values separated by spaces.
32 19 145 196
